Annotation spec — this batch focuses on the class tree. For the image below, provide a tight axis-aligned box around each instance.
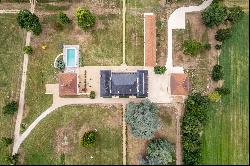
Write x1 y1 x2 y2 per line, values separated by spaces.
141 138 174 165
215 28 232 42
81 130 97 147
90 91 96 99
212 64 224 81
208 91 221 102
1 137 13 147
23 46 33 55
56 59 65 71
58 12 71 24
76 7 96 31
2 101 18 115
16 9 42 35
215 44 222 50
5 153 19 165
227 6 244 23
125 100 160 139
201 3 227 28
183 39 203 56
154 66 166 74
215 86 230 95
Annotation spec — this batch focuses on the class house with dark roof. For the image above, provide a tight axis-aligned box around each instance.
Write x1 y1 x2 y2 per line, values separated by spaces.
100 70 148 98
170 73 189 95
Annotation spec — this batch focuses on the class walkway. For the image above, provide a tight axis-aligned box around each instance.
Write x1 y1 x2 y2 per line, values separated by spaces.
0 10 19 14
122 104 127 165
12 0 36 155
122 0 126 65
165 0 213 72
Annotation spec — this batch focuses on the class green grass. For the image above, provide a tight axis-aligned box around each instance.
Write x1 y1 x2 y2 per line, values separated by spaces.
0 14 26 164
37 3 70 11
83 14 123 66
201 15 249 164
22 105 122 165
125 13 144 66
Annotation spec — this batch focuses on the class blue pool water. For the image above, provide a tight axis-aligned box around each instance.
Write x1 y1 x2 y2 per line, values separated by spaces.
66 48 76 67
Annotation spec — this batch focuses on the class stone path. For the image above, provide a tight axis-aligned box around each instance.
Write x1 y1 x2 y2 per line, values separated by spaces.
0 10 20 14
12 0 36 155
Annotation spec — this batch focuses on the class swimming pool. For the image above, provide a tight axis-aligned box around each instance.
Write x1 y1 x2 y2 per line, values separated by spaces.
66 48 76 67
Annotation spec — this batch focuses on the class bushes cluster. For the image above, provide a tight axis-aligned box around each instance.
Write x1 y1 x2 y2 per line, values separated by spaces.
76 7 96 31
5 153 19 165
154 66 167 74
183 39 203 56
208 91 221 102
202 1 244 28
215 86 230 96
125 100 160 140
141 138 174 165
212 64 224 81
81 130 97 147
56 58 65 71
58 12 71 24
2 101 18 115
17 10 42 35
1 137 13 147
181 93 210 165
215 28 232 42
23 46 33 55
90 91 96 99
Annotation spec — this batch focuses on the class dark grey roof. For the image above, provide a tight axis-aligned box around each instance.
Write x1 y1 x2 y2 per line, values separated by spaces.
100 70 148 98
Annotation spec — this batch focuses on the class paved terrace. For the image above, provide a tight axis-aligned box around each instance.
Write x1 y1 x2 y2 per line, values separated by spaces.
47 66 173 104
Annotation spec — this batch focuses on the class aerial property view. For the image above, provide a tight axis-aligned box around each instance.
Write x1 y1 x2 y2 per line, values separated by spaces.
0 0 248 165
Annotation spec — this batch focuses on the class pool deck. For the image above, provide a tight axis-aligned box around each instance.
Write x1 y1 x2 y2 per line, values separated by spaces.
63 45 80 72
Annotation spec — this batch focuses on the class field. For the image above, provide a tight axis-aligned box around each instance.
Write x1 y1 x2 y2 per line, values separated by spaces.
201 15 249 164
0 14 26 164
127 105 177 165
21 105 123 165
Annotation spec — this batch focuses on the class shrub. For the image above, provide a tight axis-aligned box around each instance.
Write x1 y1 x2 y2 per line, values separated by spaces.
215 87 230 95
56 59 65 70
141 138 174 165
23 46 33 55
5 153 19 165
212 64 224 81
208 91 221 102
183 39 203 56
203 43 211 50
181 93 211 165
1 137 13 147
90 91 96 99
201 3 227 28
17 10 42 35
58 12 71 24
215 44 222 50
125 99 160 139
215 28 232 42
76 7 96 31
2 101 18 115
227 6 244 23
154 66 167 74
81 130 97 147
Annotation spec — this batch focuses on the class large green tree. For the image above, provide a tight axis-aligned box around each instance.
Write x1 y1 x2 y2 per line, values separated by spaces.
2 101 18 115
76 7 96 31
125 100 160 140
141 138 174 165
201 3 227 28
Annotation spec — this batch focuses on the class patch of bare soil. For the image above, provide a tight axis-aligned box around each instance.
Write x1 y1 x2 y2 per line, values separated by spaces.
103 105 122 129
0 2 30 10
53 123 77 156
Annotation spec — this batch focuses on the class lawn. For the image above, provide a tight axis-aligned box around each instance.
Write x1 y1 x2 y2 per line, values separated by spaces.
201 15 249 164
0 14 26 164
127 105 177 165
21 105 123 165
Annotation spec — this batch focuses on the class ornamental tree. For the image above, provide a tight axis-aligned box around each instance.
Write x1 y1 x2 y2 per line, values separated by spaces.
154 66 167 74
2 101 18 115
215 28 232 42
208 91 221 102
212 64 224 81
215 86 230 95
125 99 160 140
201 3 227 28
183 39 203 57
58 12 71 24
76 7 96 31
141 138 174 165
81 130 97 147
1 137 13 147
56 59 65 71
